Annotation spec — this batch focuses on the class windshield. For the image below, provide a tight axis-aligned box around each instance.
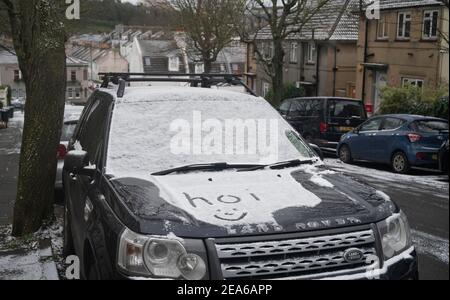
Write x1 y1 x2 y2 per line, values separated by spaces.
328 100 365 119
412 120 449 133
106 91 316 177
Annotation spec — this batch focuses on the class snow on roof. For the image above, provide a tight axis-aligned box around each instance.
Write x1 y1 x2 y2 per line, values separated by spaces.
377 0 443 10
66 56 88 66
256 0 360 41
0 50 18 64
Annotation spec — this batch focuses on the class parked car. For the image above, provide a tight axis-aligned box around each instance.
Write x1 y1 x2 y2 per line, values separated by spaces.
278 97 367 153
338 115 449 174
438 139 449 176
63 84 417 280
55 105 84 189
11 97 25 111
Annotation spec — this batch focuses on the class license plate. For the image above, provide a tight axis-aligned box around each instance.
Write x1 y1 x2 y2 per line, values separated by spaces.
432 154 438 161
339 126 354 132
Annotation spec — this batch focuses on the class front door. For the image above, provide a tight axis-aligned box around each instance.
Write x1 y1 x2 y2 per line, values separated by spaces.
373 71 387 113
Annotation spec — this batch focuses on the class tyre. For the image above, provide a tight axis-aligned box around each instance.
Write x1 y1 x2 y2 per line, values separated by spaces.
338 145 353 164
391 151 411 174
87 263 100 280
62 202 75 257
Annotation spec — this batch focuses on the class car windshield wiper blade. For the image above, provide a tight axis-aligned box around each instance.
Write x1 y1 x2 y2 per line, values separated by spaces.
151 162 266 176
238 159 315 172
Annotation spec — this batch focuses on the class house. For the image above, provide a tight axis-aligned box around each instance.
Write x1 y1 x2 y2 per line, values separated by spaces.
0 50 26 100
69 46 129 82
356 0 449 114
248 0 360 99
0 51 91 104
65 56 91 104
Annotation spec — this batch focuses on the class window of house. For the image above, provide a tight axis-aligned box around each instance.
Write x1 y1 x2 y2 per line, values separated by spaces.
232 64 240 73
70 70 77 81
377 15 389 39
13 70 21 81
262 82 270 98
306 42 316 64
83 69 88 81
168 56 180 72
75 88 81 99
290 42 298 63
144 56 151 66
68 88 73 99
397 12 411 39
423 10 439 39
402 78 424 88
264 42 273 59
195 63 205 74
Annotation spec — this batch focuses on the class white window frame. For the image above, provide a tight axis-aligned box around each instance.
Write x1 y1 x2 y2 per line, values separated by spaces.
67 88 73 99
422 10 439 40
290 42 298 63
307 42 316 64
397 12 411 39
402 78 424 88
144 56 151 66
263 42 273 60
377 15 389 39
13 69 21 80
75 88 81 99
195 63 204 74
262 82 270 98
168 56 180 72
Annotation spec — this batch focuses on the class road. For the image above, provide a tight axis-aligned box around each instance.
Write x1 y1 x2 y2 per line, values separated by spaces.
325 158 449 280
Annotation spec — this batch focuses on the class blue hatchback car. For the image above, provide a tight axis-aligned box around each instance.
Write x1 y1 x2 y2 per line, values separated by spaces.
337 115 449 173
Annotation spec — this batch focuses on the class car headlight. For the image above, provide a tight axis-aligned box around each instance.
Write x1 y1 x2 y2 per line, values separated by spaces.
117 229 207 280
377 211 412 260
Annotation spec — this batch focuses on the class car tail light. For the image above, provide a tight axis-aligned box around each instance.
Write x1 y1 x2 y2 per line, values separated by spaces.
57 144 67 160
416 152 425 160
320 122 328 134
407 134 422 143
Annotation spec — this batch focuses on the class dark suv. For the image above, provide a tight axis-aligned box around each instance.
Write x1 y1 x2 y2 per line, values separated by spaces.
279 97 367 152
63 75 417 280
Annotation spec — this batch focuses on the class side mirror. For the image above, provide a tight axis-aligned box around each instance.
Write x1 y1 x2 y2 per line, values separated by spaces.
309 143 324 161
64 150 95 177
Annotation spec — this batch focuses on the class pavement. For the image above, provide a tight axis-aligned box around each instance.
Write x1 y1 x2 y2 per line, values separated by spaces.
0 111 60 280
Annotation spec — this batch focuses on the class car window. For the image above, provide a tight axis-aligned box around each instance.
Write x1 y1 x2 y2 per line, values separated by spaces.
381 118 406 131
289 100 310 117
78 95 112 165
360 118 382 132
61 123 77 141
411 120 449 133
328 100 364 119
279 101 291 115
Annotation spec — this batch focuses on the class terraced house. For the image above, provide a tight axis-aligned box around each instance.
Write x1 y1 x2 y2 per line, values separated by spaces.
248 0 360 99
356 0 449 113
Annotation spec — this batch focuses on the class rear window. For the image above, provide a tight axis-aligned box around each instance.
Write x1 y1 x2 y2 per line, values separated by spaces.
411 120 449 133
61 123 77 141
328 100 365 119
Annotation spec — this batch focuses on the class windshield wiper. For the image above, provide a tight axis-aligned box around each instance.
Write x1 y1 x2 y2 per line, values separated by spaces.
238 159 315 172
151 162 266 176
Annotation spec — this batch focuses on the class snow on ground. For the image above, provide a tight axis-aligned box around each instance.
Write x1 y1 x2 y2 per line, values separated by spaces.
324 159 448 191
0 112 24 155
0 208 63 280
411 230 449 265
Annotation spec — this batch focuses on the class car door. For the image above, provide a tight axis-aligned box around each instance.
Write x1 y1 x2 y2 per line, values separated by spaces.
326 99 366 143
376 117 407 163
66 93 112 252
350 117 383 160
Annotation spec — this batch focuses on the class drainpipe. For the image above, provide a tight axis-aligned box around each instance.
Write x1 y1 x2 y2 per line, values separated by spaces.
315 43 320 96
361 16 369 103
333 45 337 97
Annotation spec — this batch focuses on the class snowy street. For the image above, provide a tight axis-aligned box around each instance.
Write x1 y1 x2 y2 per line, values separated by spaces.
325 158 449 280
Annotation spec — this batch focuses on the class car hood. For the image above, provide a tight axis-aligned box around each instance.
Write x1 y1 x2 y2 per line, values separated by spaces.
110 165 396 238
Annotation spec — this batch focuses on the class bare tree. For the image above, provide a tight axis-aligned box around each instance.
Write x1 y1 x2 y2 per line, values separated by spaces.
0 0 67 236
241 0 332 106
171 0 246 73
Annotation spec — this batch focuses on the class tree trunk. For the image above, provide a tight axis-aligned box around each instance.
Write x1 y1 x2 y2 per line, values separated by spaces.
270 40 285 107
204 58 212 74
5 0 67 236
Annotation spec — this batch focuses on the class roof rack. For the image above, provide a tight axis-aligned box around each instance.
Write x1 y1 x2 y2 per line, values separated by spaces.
99 72 257 98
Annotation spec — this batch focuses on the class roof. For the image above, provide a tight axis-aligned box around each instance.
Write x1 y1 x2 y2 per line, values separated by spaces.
376 0 444 10
138 39 181 57
66 56 89 66
0 50 18 64
256 0 360 41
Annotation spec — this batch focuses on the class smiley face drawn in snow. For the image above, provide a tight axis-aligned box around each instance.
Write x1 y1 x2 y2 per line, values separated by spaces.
183 193 259 223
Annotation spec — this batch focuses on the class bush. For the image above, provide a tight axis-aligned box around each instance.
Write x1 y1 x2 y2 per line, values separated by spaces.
266 82 305 107
379 85 449 119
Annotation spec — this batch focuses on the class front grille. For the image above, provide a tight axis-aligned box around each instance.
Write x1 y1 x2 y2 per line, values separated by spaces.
214 229 378 279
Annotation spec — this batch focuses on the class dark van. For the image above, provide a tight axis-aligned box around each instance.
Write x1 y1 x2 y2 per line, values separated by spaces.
279 97 367 152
